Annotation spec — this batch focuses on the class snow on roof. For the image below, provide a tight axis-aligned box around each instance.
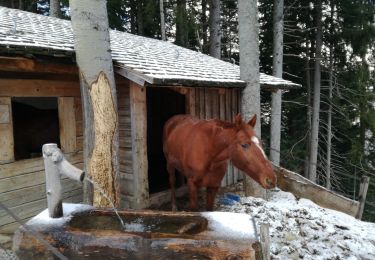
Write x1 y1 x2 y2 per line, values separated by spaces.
0 7 300 89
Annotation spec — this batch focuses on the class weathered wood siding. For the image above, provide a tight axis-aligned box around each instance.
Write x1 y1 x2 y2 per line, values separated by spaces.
117 80 133 208
0 79 83 235
187 88 242 187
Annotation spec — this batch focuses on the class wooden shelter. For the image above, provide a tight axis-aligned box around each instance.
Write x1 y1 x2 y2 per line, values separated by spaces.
0 7 299 236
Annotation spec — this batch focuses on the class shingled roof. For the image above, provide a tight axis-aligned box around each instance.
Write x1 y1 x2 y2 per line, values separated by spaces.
0 7 300 89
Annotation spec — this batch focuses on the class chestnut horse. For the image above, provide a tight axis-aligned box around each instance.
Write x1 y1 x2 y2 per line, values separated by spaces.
163 114 276 211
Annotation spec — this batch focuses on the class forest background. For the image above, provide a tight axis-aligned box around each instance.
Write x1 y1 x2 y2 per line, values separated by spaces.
2 0 375 221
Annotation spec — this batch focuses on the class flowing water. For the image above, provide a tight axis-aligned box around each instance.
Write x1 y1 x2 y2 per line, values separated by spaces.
85 177 126 230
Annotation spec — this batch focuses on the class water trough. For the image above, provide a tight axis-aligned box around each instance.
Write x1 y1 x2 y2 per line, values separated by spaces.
12 144 261 259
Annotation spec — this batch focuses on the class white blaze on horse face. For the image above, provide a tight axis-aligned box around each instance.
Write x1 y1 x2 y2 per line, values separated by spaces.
251 136 267 159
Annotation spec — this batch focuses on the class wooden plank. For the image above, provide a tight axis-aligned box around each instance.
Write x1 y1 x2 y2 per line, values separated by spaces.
356 176 370 219
187 88 196 116
274 166 360 217
148 186 188 208
0 153 83 179
129 82 149 209
58 97 77 153
0 56 78 74
195 88 200 117
0 97 14 163
232 89 239 183
212 89 219 119
204 89 212 119
0 79 80 97
199 88 205 119
0 178 82 208
225 89 233 185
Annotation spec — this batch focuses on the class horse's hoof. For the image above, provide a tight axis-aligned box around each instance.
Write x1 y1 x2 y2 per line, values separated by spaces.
172 205 178 211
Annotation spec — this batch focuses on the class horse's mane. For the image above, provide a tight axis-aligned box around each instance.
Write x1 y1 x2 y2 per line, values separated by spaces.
212 119 235 129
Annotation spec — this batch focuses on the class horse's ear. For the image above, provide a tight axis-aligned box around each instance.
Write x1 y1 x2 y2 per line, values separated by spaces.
234 113 243 130
248 114 257 128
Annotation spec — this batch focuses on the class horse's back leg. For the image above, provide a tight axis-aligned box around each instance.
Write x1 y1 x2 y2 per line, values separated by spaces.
206 187 219 211
167 163 177 211
187 179 199 211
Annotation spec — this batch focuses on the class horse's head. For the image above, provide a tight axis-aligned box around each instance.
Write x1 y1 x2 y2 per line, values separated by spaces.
230 114 276 189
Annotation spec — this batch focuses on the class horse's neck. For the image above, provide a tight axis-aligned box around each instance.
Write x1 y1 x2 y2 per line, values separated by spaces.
211 126 237 163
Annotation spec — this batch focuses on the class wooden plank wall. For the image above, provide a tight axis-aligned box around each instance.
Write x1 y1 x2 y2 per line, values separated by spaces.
0 80 83 235
117 80 136 209
188 87 242 187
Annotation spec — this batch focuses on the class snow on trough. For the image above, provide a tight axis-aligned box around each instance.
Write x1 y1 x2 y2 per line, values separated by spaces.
219 189 375 260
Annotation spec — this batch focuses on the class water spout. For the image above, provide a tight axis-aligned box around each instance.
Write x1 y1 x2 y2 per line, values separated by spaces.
42 143 85 218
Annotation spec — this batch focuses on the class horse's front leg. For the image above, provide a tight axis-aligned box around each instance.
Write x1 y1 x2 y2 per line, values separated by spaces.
187 179 198 211
206 187 219 211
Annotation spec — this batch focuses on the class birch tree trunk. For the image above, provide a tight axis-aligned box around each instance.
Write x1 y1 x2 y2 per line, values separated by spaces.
308 0 323 183
49 0 60 18
209 0 221 58
160 0 166 41
238 0 265 198
326 1 334 189
69 0 120 207
270 0 284 166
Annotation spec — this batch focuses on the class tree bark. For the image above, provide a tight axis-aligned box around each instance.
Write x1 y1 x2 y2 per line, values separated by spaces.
137 0 144 35
160 0 166 40
69 0 120 207
238 0 265 198
308 0 323 183
270 0 284 166
49 0 60 18
209 0 221 58
304 42 312 178
175 0 188 47
201 0 208 52
326 1 334 189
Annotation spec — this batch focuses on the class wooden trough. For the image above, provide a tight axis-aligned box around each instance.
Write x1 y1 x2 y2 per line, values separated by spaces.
13 205 262 259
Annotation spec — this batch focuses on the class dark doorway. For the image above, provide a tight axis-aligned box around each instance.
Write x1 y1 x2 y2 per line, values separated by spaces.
12 97 60 160
147 87 186 194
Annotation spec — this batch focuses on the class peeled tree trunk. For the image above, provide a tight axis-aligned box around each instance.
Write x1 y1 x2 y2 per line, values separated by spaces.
69 0 120 207
209 0 221 58
270 0 284 166
238 0 266 198
308 0 323 183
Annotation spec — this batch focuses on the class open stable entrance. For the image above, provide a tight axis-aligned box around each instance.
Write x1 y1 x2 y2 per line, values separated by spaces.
147 87 186 194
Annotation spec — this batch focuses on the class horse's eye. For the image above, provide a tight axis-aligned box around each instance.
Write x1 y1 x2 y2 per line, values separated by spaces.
241 143 250 149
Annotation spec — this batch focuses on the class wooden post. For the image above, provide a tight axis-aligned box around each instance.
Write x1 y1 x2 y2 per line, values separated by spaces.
356 175 370 220
129 82 149 209
260 224 270 260
0 97 14 163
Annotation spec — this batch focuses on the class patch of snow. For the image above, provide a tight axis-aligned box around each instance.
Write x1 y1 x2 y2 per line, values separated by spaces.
219 189 375 259
27 203 93 227
201 211 257 240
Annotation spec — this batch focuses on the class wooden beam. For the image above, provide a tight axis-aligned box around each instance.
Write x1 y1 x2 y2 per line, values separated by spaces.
274 166 360 217
356 176 370 219
0 56 78 74
0 79 80 97
58 97 77 153
0 97 14 163
129 82 149 209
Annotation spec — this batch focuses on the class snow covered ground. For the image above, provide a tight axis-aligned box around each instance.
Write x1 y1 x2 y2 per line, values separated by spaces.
218 188 375 260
